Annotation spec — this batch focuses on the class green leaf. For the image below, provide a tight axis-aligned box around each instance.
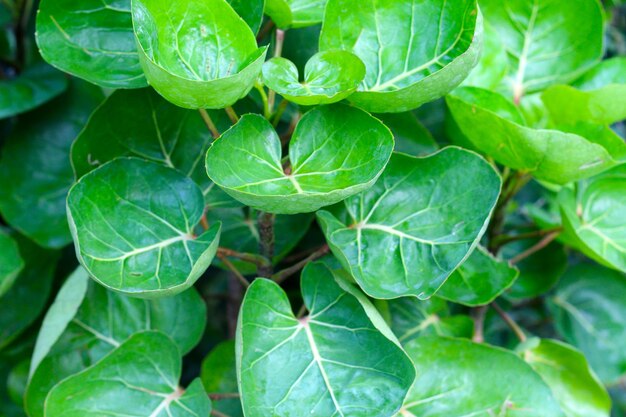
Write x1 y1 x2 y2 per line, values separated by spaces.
463 22 508 90
132 0 267 109
0 230 23 298
228 0 265 33
26 267 206 417
237 262 416 416
201 341 242 417
67 158 220 297
44 331 211 417
400 337 565 417
36 0 147 88
437 246 519 307
521 338 611 417
0 62 67 119
559 164 626 272
262 51 365 105
549 264 626 384
376 112 438 156
319 0 483 113
0 82 103 248
206 104 394 214
317 147 501 299
480 0 604 99
265 0 327 29
447 86 618 185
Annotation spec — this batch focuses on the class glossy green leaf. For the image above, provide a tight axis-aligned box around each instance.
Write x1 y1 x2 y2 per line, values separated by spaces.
228 0 264 33
201 341 242 417
550 264 626 384
317 148 501 299
400 337 565 417
26 267 206 417
132 0 267 109
263 51 365 106
521 338 611 417
237 262 416 416
206 104 394 214
437 246 519 307
265 0 327 29
0 62 67 119
480 0 604 99
36 0 147 88
319 0 483 113
376 112 438 156
44 331 211 417
447 86 618 185
0 82 103 248
67 158 220 297
463 22 508 89
0 230 23 298
559 164 626 272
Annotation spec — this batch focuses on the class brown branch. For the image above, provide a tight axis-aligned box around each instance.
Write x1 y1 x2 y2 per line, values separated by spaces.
257 212 275 277
208 393 240 401
256 20 275 42
510 231 561 264
218 254 250 288
272 245 330 284
217 247 270 268
491 302 527 343
225 106 239 124
492 226 563 249
199 109 220 139
472 305 489 343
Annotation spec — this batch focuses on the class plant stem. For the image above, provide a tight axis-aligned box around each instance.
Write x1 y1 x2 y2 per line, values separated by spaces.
199 109 220 139
256 20 275 42
491 302 527 343
492 226 563 249
208 393 240 400
200 213 210 231
272 245 330 284
272 99 289 127
487 171 531 253
217 247 270 268
268 29 286 113
218 254 250 288
211 409 231 417
510 230 561 264
472 305 488 343
225 106 239 124
255 83 271 119
257 212 275 277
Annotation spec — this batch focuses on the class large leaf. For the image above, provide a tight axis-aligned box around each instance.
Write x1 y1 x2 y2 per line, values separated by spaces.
228 0 264 33
201 341 243 417
132 0 267 109
36 0 147 88
0 230 23 297
44 331 211 417
521 338 611 417
317 147 501 299
265 0 327 28
480 0 604 99
447 86 618 185
319 0 482 113
558 164 626 272
262 51 366 105
67 158 220 297
0 82 103 248
25 268 206 417
0 62 67 119
437 246 519 307
463 21 508 90
376 112 438 156
400 337 565 417
206 104 394 214
549 264 626 384
237 262 416 416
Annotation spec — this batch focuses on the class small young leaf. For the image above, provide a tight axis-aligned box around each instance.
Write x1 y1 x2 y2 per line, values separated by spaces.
206 104 394 214
237 263 415 416
0 229 23 297
132 0 267 109
319 0 483 112
201 341 242 417
67 158 220 297
317 147 501 300
265 0 327 29
44 331 211 417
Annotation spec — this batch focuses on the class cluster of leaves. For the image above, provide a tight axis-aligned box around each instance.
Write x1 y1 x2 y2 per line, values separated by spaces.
1 0 626 416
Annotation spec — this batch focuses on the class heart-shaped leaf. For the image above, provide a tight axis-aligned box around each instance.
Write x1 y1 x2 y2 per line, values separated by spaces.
447 87 618 185
26 268 206 417
237 262 416 416
0 230 23 298
265 0 327 29
558 164 626 272
437 246 519 307
228 0 264 33
36 0 147 88
67 158 220 297
319 0 483 113
44 331 211 417
521 338 611 417
317 147 501 299
206 104 394 214
400 337 565 417
201 341 242 417
262 51 365 105
131 0 267 109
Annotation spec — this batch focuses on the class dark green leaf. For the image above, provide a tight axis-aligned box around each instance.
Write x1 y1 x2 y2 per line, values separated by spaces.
201 341 242 417
376 112 438 156
228 0 264 33
0 229 23 297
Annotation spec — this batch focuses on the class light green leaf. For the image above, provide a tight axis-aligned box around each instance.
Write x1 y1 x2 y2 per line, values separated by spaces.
319 0 483 113
228 0 265 33
317 148 501 299
36 0 147 88
437 246 519 307
67 158 220 297
463 21 508 90
237 262 416 416
549 264 626 384
132 0 267 109
447 86 618 185
0 62 67 119
0 230 23 298
376 112 438 157
521 338 611 417
265 0 327 29
44 331 211 417
559 164 626 272
206 104 394 214
26 268 206 417
0 82 103 248
262 51 365 105
400 337 565 417
201 341 242 417
480 0 604 99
